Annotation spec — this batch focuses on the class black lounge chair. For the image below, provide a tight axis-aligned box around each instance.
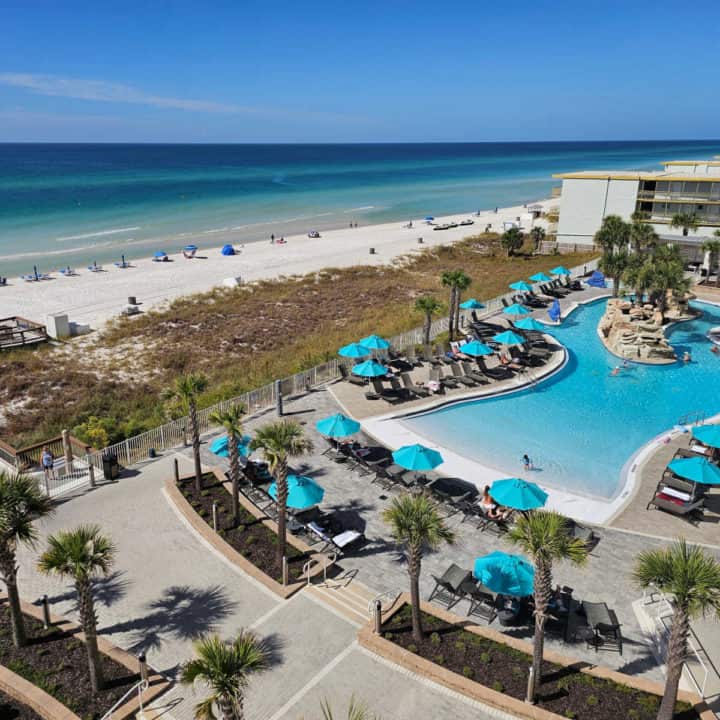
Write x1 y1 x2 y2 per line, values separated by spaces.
459 580 497 623
369 378 403 404
400 372 430 397
449 362 477 386
339 364 367 386
428 576 463 609
476 357 513 380
429 367 458 390
460 361 488 385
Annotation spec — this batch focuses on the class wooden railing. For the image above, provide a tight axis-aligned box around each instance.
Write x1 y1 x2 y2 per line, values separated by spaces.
0 316 48 349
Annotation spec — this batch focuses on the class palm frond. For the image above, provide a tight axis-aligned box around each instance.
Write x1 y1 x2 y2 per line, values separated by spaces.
506 510 588 567
249 420 313 468
0 472 54 548
37 524 115 581
382 493 454 551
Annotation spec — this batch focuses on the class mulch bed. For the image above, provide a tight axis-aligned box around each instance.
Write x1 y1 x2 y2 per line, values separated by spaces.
179 475 309 584
383 605 697 720
0 690 43 720
0 603 139 720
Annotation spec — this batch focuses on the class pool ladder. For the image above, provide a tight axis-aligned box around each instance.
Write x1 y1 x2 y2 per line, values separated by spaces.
678 411 705 427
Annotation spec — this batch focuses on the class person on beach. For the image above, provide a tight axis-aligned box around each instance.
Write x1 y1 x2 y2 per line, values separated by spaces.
711 345 719 355
41 446 56 482
610 366 621 376
480 485 511 520
683 351 692 364
522 454 533 471
270 234 275 244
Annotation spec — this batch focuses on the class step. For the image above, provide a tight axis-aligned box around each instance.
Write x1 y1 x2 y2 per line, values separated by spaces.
306 584 368 626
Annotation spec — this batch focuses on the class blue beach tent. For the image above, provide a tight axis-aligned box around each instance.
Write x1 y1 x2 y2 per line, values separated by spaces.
221 244 235 256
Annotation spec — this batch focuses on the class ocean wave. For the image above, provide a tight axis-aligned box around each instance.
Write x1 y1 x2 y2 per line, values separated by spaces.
343 205 375 213
0 239 118 261
55 226 141 242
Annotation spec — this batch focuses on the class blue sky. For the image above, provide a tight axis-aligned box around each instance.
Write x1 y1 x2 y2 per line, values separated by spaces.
1 0 719 143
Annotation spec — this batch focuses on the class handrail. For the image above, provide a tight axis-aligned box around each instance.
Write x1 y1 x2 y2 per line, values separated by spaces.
368 590 402 616
100 678 149 720
678 411 705 427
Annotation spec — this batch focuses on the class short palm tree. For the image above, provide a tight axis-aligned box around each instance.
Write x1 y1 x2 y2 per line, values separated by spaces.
383 494 454 643
249 420 313 573
670 212 699 237
38 525 115 693
319 695 379 719
629 216 658 254
599 247 630 297
506 511 588 702
0 472 54 647
701 237 720 287
634 539 720 720
594 214 630 255
164 373 209 493
209 404 246 525
500 226 524 257
414 296 443 348
181 631 269 720
530 226 546 253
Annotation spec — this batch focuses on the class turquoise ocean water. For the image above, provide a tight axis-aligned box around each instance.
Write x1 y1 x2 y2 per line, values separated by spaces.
1 141 719 275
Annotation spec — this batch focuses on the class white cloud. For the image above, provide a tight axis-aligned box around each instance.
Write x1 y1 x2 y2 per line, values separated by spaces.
0 72 264 114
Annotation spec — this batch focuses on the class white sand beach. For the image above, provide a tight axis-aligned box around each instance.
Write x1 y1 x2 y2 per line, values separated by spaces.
0 200 553 332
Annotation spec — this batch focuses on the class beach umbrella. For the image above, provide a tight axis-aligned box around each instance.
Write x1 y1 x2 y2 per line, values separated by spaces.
221 244 235 256
359 334 391 350
490 478 548 511
692 425 720 449
509 281 532 292
424 216 434 221
33 265 39 281
548 299 562 323
316 413 361 438
502 303 531 316
550 265 571 276
473 551 534 597
460 340 494 356
210 434 251 458
459 298 485 310
529 272 551 283
351 359 388 377
668 456 720 485
269 475 324 510
492 330 526 345
339 342 372 359
513 317 549 332
184 244 198 252
393 443 443 471
154 251 167 259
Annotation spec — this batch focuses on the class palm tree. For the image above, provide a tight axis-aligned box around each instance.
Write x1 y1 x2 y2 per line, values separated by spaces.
210 404 246 525
319 696 379 719
164 373 209 493
38 525 115 693
701 237 720 287
249 420 313 573
414 296 443 348
505 511 588 702
629 216 658 254
670 212 699 237
382 494 454 643
441 270 471 341
181 631 269 720
594 214 630 257
634 539 720 720
0 472 54 647
500 227 524 257
530 226 546 253
642 244 690 321
452 272 472 338
599 248 630 297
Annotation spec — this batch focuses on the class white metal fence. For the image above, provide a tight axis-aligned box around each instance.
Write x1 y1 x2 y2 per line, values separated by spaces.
53 257 598 492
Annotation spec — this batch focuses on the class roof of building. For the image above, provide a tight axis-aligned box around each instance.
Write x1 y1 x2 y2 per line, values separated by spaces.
552 170 720 182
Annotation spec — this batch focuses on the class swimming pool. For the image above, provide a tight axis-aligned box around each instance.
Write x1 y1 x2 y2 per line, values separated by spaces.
399 299 720 500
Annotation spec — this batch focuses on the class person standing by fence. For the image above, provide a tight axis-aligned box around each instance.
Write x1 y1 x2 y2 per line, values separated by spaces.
41 446 56 484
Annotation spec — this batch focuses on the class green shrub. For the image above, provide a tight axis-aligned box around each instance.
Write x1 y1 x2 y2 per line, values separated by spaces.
407 644 418 653
384 632 394 641
586 695 599 707
492 680 504 693
429 632 441 645
511 665 524 677
200 489 210 497
462 666 474 679
627 710 640 720
480 651 492 663
434 654 444 665
454 641 466 653
564 711 576 719
636 694 660 712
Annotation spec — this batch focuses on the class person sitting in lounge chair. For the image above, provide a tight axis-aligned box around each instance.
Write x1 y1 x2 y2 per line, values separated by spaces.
447 341 471 361
480 485 512 520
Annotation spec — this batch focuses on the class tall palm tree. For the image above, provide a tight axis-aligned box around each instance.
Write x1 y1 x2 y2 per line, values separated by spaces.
505 511 588 702
594 214 630 257
164 373 209 493
38 525 115 693
599 248 630 297
441 270 471 341
180 631 269 720
414 296 443 348
0 472 54 647
452 272 472 339
701 237 720 287
249 420 313 573
210 404 246 525
670 212 699 237
530 226 546 254
382 494 454 643
634 539 720 720
629 216 658 254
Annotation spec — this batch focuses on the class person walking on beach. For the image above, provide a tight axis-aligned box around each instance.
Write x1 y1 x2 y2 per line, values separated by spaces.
41 446 56 483
522 454 533 471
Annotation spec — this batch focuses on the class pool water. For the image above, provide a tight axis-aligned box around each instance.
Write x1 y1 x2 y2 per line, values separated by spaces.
400 300 720 499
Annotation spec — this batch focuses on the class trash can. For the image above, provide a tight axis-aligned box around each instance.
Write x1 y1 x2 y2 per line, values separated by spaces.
102 452 119 480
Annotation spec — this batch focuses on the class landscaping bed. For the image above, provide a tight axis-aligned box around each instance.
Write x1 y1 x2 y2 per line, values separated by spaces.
0 690 43 720
178 473 309 584
0 603 139 720
381 604 697 720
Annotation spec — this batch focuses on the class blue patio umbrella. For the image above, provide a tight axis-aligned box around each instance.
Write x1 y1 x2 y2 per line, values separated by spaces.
316 413 361 438
550 265 571 276
668 456 720 485
513 317 549 332
548 299 561 323
392 444 444 471
359 334 391 350
339 342 372 359
154 250 167 258
502 303 531 316
351 359 388 377
269 475 325 510
460 340 494 356
493 330 526 345
491 478 548 511
210 434 251 458
692 425 720 449
509 281 532 292
459 298 485 310
424 216 434 221
184 244 198 252
474 551 535 597
529 272 551 283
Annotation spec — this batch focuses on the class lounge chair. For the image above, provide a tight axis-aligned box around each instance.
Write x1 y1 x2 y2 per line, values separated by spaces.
647 491 704 519
338 364 367 386
400 372 430 397
368 378 403 404
449 362 477 386
305 521 365 555
460 361 488 385
389 376 413 401
476 357 513 380
428 575 463 610
458 580 497 623
429 367 457 390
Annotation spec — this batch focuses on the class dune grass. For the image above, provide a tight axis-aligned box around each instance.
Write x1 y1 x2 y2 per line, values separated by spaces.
0 235 596 446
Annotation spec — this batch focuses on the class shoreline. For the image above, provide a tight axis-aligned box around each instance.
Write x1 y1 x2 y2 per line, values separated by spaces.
0 199 554 332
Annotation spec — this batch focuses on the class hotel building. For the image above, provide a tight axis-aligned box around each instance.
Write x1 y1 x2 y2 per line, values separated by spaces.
552 159 720 249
